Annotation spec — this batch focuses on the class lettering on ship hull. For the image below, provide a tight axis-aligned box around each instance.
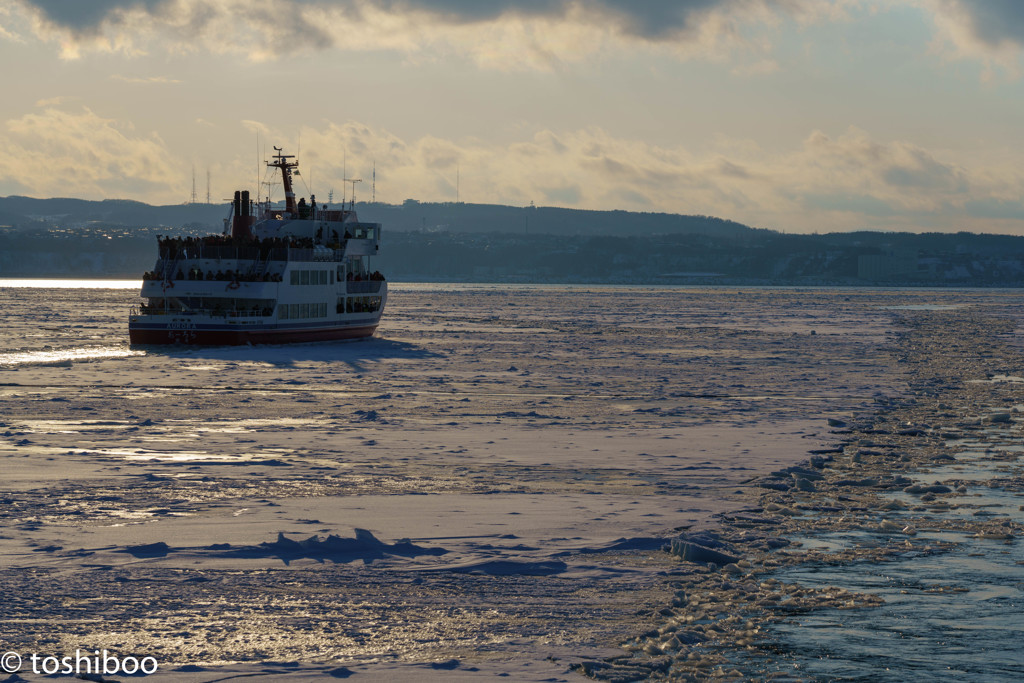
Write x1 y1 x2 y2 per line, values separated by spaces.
167 318 197 344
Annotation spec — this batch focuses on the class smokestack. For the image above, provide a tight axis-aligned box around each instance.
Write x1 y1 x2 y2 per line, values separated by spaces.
231 190 252 239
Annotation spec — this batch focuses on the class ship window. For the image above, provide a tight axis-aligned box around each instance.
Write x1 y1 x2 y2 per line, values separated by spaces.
290 271 299 285
300 271 310 286
278 304 289 320
330 271 335 285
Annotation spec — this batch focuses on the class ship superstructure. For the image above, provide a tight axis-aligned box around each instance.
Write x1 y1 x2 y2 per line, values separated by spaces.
128 148 386 345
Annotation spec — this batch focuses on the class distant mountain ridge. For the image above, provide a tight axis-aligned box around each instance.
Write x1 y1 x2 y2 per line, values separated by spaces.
4 194 1024 286
0 195 758 237
0 195 229 230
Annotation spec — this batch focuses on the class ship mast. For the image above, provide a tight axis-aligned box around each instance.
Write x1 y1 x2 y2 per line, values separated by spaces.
268 146 299 215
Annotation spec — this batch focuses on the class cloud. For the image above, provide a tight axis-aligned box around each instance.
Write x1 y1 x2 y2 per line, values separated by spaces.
13 1 1024 75
20 0 165 31
926 0 1024 49
245 120 1023 233
3 0 849 66
0 106 184 202
799 127 969 200
920 0 1024 75
2 105 1019 233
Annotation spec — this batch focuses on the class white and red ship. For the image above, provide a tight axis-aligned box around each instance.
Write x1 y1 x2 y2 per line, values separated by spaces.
129 148 386 345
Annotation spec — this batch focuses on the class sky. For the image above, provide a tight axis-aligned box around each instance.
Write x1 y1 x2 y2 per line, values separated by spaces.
2 1 1024 234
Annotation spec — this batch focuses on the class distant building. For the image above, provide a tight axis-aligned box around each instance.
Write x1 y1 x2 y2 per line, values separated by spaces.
857 250 920 281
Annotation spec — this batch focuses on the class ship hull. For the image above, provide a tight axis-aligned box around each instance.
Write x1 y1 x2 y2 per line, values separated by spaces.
128 321 379 346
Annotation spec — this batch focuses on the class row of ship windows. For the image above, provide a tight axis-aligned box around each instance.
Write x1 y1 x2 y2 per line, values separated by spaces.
278 303 329 320
277 297 383 319
289 269 333 286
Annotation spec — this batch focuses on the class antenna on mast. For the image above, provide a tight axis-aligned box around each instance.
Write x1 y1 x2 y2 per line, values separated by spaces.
189 164 198 204
267 145 299 215
206 167 211 204
342 177 362 212
372 160 376 203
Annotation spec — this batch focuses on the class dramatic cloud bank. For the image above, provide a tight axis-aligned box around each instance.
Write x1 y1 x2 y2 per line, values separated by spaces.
2 0 850 64
2 104 1019 232
7 2 1024 71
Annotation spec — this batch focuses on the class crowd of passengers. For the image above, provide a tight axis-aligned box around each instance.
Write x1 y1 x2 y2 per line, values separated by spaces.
139 302 275 317
142 267 283 282
338 300 381 314
143 268 386 282
348 271 385 281
155 227 374 260
156 234 319 259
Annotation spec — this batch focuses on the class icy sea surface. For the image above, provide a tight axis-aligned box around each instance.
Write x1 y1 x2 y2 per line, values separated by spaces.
0 281 1022 681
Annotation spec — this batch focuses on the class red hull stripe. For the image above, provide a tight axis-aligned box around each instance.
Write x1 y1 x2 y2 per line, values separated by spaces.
129 324 378 346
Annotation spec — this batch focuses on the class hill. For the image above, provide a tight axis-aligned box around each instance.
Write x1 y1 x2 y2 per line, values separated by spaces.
1 195 1023 286
0 196 755 238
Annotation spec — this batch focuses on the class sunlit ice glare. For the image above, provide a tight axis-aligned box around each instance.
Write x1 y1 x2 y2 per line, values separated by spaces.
0 346 143 366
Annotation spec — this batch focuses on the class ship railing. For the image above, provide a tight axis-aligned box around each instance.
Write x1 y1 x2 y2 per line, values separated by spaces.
157 244 347 265
285 246 344 262
346 280 383 294
135 307 271 318
223 308 271 319
159 245 292 261
287 247 314 262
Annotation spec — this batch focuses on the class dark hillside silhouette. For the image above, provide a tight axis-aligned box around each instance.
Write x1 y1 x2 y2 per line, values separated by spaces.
2 195 1023 285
